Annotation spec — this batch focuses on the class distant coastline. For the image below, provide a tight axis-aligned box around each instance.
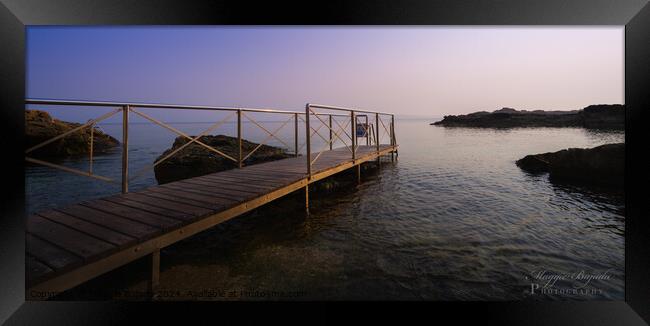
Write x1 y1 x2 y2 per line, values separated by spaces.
431 104 624 130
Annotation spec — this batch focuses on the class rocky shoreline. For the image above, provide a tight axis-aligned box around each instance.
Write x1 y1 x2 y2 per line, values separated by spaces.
25 110 120 158
516 143 624 189
431 104 624 129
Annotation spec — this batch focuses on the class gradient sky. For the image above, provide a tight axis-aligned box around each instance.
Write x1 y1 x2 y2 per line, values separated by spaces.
27 26 623 121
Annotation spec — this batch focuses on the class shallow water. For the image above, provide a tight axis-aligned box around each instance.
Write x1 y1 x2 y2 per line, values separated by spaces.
27 119 625 300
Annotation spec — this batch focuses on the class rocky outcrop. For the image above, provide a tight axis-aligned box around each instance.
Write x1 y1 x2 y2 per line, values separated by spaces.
25 110 119 158
153 135 291 184
431 104 624 129
516 143 624 188
582 104 625 129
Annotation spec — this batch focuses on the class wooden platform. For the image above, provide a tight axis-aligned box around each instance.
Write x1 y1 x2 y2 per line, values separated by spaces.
26 144 397 298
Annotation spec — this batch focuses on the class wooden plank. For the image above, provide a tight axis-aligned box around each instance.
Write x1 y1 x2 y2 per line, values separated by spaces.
323 151 355 157
249 156 303 164
317 151 350 157
251 158 307 165
26 233 81 270
192 175 281 189
215 175 306 189
146 185 238 205
118 192 213 217
188 173 279 189
235 172 306 180
146 186 239 207
211 168 302 180
26 255 54 285
251 161 307 169
314 158 348 165
314 155 350 162
193 177 278 193
314 160 350 169
38 210 136 248
311 154 348 160
241 170 306 177
247 159 305 167
208 175 298 189
56 204 160 239
165 181 264 202
218 170 304 182
228 167 307 177
258 160 308 167
163 183 265 203
102 195 201 223
209 174 283 187
249 161 307 175
322 151 354 157
81 200 181 230
137 190 226 211
28 215 115 260
314 160 350 170
223 167 306 177
251 156 306 163
315 162 349 171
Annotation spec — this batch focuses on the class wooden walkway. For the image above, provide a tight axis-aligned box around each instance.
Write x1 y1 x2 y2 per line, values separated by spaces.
26 144 397 298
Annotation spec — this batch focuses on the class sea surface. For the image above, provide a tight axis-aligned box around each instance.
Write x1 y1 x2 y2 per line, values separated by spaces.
26 119 625 300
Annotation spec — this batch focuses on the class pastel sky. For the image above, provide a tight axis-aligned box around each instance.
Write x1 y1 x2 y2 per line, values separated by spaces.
27 26 623 120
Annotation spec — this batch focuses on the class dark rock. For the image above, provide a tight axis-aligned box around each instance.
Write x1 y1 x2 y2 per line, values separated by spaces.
516 143 624 189
25 109 120 158
431 104 624 129
582 104 625 129
515 154 551 173
153 135 291 184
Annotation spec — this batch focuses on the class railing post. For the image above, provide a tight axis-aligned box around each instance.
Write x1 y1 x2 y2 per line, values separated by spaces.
89 122 94 174
294 113 299 157
148 249 160 295
304 184 309 214
237 109 242 168
366 116 370 146
351 111 356 161
391 115 395 146
375 113 380 154
390 115 395 162
305 104 311 178
329 114 333 150
121 105 129 194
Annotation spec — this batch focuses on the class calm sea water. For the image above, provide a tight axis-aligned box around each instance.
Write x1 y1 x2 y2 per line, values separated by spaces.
26 119 625 300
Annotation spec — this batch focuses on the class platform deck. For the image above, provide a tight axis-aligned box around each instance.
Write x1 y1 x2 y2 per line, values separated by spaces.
26 144 397 297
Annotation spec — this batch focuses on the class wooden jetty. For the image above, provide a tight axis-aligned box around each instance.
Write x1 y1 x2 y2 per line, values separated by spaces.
25 100 398 299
